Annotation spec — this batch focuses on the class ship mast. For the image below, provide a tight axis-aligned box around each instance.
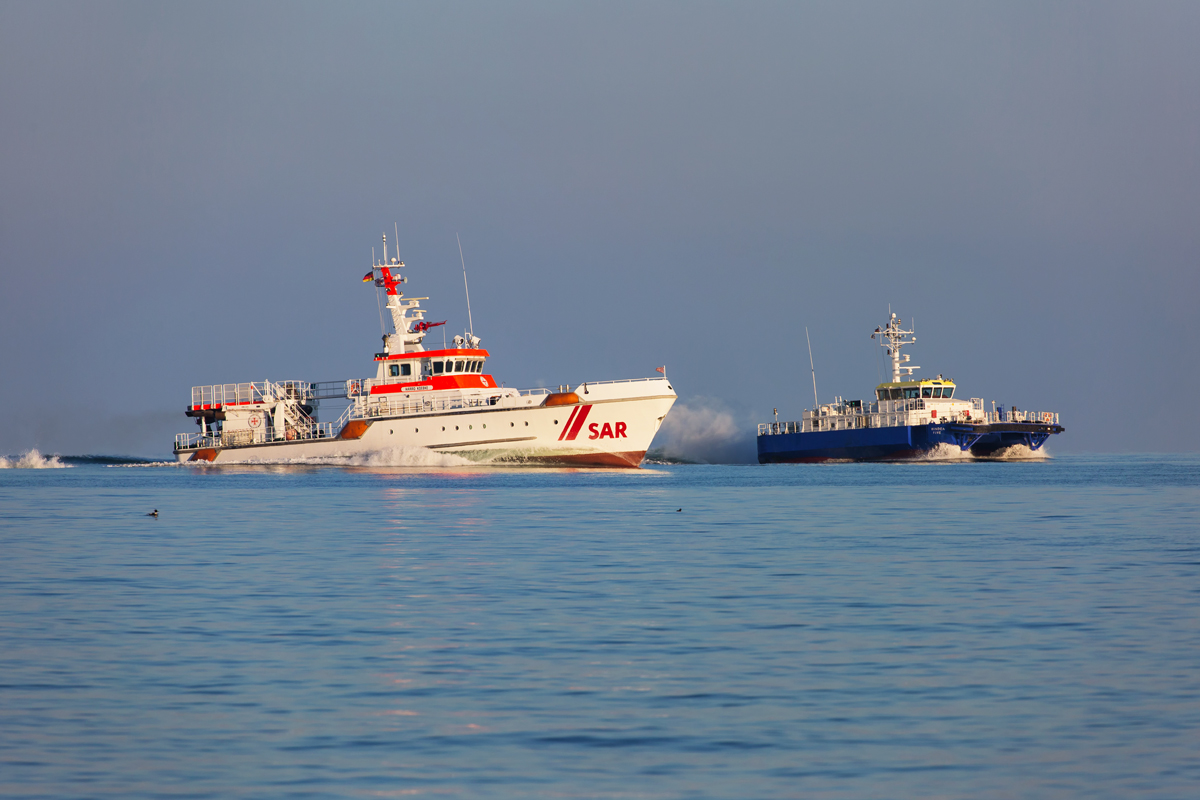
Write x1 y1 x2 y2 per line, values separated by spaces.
872 312 919 382
372 233 429 355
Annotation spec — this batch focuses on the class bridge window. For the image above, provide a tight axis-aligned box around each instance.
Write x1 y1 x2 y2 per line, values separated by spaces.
400 363 412 377
454 361 464 372
433 361 444 374
932 387 942 398
904 387 920 399
943 387 954 399
922 387 933 398
389 364 400 377
877 389 888 401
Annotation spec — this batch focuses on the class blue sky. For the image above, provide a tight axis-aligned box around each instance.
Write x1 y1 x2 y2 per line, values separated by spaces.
2 1 1197 458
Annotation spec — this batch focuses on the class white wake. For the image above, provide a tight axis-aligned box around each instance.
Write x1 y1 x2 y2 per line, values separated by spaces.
914 443 975 462
0 449 69 469
983 444 1051 461
212 445 475 468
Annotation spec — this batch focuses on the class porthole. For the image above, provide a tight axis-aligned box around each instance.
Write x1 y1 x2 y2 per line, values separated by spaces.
415 428 419 432
482 424 486 429
554 420 559 425
455 425 459 430
441 426 445 431
389 429 393 434
469 425 473 430
525 421 529 426
510 422 514 427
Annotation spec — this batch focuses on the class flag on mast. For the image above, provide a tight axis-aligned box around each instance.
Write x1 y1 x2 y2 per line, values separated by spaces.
656 366 666 375
362 271 374 283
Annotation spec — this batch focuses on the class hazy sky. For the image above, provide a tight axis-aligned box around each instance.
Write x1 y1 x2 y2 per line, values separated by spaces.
2 1 1198 458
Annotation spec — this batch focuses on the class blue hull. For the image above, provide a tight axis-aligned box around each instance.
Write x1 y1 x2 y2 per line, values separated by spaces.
757 422 1063 463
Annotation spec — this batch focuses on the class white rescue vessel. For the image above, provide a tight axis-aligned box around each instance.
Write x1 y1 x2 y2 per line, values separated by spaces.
174 236 676 466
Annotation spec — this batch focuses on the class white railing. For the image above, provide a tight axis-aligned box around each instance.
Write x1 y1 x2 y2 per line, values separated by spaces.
758 408 1059 436
984 410 1059 425
190 380 312 408
175 420 339 451
578 377 670 387
352 393 503 420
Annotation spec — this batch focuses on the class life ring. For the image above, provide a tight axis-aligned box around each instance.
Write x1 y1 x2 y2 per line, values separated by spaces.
286 429 296 441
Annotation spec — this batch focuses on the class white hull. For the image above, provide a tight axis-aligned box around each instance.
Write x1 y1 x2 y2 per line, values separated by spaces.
176 380 675 467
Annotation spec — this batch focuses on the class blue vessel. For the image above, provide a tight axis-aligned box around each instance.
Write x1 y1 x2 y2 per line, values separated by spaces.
757 313 1064 462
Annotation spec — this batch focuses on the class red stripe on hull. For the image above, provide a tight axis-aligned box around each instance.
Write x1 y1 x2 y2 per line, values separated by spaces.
523 450 646 468
565 405 592 440
558 406 581 440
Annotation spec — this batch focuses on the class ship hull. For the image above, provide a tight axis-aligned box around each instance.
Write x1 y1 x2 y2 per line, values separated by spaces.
177 383 675 467
757 421 1064 463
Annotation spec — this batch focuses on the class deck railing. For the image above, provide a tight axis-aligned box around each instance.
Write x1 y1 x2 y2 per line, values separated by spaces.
178 378 668 451
190 380 313 409
176 420 339 451
758 409 1059 436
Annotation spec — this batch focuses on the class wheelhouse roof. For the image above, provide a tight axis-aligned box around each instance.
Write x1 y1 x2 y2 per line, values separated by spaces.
875 379 956 389
374 348 490 362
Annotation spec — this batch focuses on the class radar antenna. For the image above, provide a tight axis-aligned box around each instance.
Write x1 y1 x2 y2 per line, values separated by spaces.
871 312 919 382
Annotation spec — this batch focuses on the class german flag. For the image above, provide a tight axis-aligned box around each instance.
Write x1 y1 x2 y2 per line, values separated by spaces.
362 271 374 283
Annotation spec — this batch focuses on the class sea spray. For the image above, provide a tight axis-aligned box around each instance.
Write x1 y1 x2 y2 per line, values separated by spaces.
983 444 1050 461
914 443 975 462
0 449 69 469
649 399 756 464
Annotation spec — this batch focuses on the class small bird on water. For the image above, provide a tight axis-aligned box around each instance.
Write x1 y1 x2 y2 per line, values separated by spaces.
677 508 682 512
147 509 158 518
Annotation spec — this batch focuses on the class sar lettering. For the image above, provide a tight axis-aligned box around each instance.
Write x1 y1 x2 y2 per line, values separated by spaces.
587 421 629 439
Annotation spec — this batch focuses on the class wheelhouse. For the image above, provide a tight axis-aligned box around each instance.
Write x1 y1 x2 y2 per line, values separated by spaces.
875 379 956 401
374 348 489 382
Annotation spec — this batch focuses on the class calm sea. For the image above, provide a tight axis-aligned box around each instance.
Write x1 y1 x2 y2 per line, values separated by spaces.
1 453 1198 799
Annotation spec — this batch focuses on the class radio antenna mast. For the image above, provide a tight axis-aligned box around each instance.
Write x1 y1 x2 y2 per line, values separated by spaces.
457 233 474 336
806 327 819 409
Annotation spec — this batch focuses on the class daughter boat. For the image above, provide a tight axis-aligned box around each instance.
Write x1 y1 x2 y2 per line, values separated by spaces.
757 312 1064 462
174 236 676 466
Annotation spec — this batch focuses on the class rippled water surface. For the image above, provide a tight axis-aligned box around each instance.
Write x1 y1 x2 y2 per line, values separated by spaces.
2 455 1198 799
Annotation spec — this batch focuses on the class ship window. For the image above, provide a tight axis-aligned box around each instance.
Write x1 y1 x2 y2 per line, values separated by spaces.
400 363 412 377
922 387 933 398
877 389 888 401
471 361 481 372
943 387 953 399
389 364 400 377
454 361 464 372
932 387 942 398
444 360 453 373
904 387 920 399
433 361 444 374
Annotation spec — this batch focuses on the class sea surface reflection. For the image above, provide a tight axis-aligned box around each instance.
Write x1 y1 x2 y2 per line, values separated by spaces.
1 455 1198 798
